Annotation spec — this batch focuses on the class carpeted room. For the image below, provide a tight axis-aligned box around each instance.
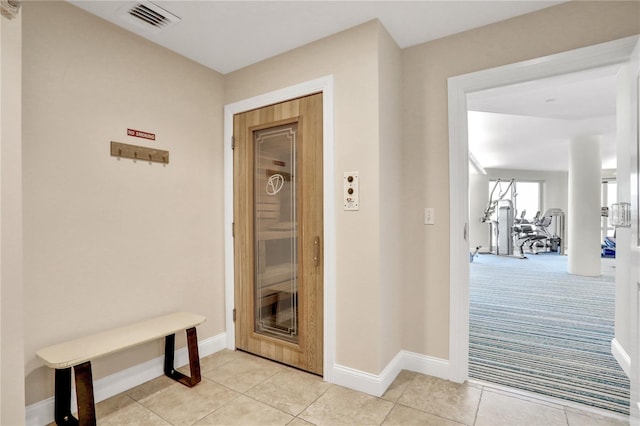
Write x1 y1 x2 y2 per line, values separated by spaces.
470 253 629 414
466 57 632 416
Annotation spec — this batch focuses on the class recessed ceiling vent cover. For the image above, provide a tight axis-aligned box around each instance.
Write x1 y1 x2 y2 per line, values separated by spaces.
119 2 181 33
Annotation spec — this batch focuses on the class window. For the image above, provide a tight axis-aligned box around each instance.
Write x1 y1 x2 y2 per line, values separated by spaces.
515 181 541 221
488 180 540 222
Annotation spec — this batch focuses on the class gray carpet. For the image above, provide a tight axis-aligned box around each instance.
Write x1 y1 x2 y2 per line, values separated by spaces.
469 253 630 414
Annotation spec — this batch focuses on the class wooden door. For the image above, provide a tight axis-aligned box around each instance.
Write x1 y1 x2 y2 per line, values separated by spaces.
233 93 323 375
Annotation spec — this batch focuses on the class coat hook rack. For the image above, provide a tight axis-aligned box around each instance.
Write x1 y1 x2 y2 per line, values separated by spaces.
111 141 169 164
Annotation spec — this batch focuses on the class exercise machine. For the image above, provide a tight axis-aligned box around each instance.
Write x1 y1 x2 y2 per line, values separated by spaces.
481 179 516 256
512 208 565 258
470 245 481 263
602 234 616 258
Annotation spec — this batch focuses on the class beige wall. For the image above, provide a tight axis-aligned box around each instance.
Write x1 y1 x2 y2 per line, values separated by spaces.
22 2 225 405
1 7 25 424
377 26 404 368
402 0 640 358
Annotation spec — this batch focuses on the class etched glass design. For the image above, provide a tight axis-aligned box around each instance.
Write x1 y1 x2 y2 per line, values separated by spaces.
253 123 298 343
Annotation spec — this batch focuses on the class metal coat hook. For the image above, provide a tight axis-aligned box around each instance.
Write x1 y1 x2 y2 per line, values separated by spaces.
111 141 169 165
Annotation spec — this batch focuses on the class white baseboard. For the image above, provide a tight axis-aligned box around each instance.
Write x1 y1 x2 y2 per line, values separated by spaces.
612 337 631 378
25 332 227 426
400 350 450 380
332 350 450 397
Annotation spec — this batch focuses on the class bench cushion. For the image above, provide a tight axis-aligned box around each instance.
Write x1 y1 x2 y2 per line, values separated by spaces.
36 312 205 369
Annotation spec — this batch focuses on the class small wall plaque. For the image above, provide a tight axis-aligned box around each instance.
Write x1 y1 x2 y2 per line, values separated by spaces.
127 128 156 140
111 141 169 164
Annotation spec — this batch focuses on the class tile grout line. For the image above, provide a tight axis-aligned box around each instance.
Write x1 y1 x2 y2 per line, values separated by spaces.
472 386 485 426
190 380 245 426
291 378 333 423
125 391 178 426
377 371 417 425
562 406 570 426
380 401 397 425
235 363 333 425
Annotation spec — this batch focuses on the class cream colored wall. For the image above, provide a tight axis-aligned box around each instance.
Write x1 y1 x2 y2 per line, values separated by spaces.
1 7 25 424
22 2 225 406
377 26 404 368
402 0 640 358
225 21 389 374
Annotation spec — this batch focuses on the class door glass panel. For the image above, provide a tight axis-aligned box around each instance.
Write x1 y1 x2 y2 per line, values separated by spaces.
254 123 298 343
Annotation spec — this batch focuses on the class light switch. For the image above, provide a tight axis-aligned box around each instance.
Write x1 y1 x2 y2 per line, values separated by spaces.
424 208 435 225
344 171 359 210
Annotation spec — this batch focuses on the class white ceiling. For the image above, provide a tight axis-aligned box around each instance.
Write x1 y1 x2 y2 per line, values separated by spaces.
468 65 620 172
69 0 613 173
68 0 564 74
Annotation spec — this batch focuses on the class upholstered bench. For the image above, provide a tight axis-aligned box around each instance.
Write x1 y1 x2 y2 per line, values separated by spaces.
36 312 206 426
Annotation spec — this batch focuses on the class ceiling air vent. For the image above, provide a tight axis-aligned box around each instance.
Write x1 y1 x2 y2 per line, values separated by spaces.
119 2 181 33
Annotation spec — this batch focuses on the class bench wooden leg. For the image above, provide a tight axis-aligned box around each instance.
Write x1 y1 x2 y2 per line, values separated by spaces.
74 361 97 426
54 368 77 426
164 327 201 387
54 362 96 426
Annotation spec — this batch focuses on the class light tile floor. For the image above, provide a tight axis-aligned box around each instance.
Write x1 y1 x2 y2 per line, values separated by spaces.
80 350 629 426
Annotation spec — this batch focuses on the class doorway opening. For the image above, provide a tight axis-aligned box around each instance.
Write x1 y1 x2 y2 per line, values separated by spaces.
466 64 629 414
448 36 639 410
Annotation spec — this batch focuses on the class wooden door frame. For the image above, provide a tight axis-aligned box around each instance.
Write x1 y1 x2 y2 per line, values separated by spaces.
224 76 335 382
448 36 640 385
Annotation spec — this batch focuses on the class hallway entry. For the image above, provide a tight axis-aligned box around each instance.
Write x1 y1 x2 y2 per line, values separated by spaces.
233 93 324 375
448 35 639 416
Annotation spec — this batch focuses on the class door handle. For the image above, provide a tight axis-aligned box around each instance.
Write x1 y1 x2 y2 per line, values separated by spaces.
313 236 320 266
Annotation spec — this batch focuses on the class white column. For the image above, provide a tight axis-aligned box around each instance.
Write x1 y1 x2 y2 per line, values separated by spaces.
567 135 602 276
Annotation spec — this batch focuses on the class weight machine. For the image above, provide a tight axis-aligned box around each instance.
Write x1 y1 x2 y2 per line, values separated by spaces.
481 178 516 256
512 208 565 258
